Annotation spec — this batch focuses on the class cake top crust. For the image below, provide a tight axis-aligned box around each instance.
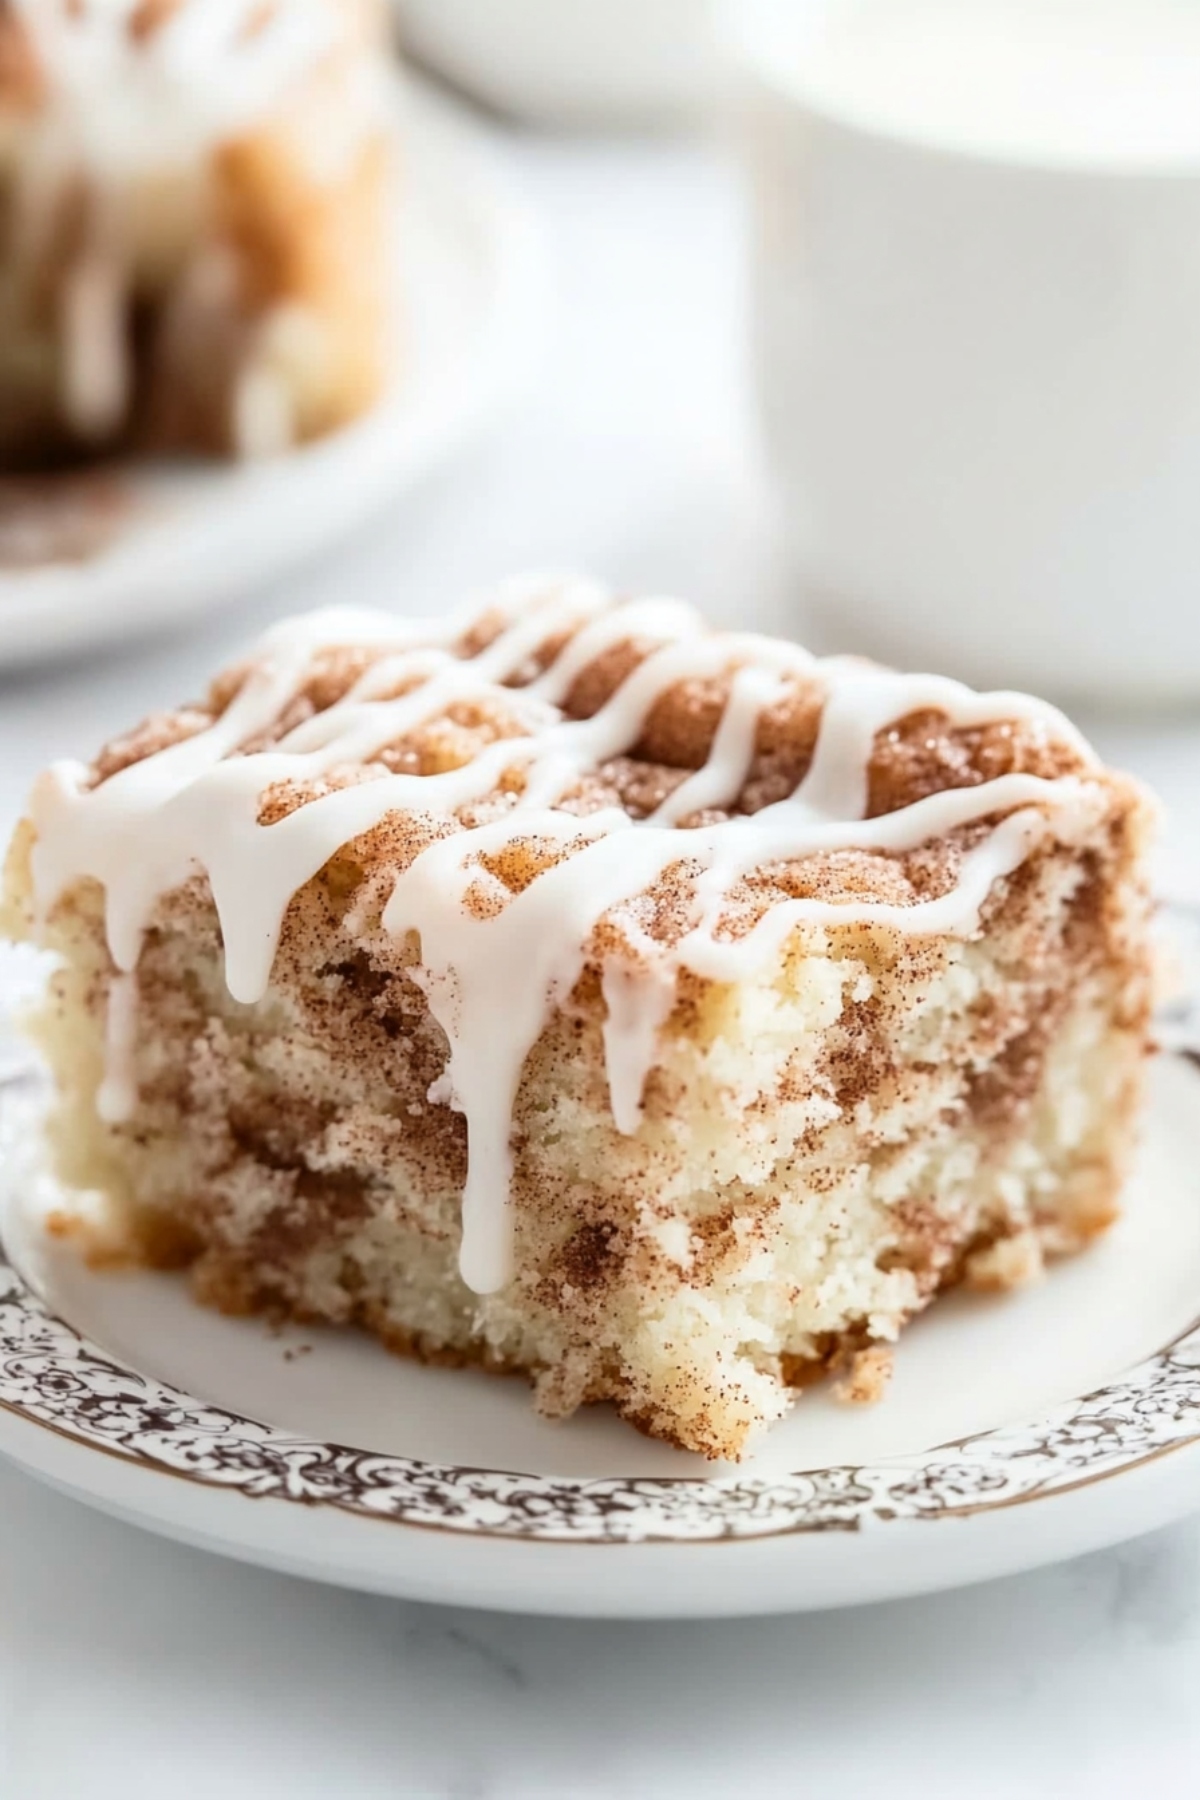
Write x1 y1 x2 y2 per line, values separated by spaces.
24 577 1118 1294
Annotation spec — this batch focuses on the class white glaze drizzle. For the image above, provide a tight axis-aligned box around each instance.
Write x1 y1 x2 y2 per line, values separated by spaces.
60 233 128 439
27 581 1101 1295
13 0 340 171
601 961 677 1138
95 970 139 1124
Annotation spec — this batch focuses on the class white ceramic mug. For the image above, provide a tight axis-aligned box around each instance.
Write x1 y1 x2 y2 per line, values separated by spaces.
392 0 720 127
724 0 1200 701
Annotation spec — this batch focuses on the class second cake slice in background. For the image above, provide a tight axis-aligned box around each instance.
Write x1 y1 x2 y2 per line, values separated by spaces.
0 0 395 468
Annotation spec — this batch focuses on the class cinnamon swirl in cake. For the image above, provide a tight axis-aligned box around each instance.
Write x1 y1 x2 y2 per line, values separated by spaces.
1 581 1156 1459
0 0 393 468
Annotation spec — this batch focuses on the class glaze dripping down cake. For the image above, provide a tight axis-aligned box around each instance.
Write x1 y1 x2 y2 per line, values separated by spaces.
0 0 393 467
1 581 1155 1459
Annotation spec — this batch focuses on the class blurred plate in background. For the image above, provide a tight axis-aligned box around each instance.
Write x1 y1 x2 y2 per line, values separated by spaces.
0 78 545 673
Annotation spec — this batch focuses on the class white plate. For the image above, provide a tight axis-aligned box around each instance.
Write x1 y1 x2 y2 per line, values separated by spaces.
1 1039 1200 1617
0 80 544 671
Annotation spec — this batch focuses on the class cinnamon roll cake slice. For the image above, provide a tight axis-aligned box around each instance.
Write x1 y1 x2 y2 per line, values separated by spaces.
0 0 393 468
2 579 1156 1459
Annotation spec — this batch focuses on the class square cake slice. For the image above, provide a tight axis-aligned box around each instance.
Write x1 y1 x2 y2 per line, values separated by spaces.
1 581 1156 1459
0 0 392 468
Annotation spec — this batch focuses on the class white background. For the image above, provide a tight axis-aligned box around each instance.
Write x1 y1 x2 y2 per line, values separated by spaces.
3 115 1200 1798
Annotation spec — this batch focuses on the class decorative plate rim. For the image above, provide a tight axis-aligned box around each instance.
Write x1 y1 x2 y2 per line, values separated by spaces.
2 1060 1200 1545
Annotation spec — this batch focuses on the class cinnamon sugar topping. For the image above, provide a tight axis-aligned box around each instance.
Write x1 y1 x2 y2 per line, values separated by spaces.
26 577 1106 1294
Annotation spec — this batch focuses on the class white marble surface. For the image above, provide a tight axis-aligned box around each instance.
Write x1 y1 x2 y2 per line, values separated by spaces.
3 1457 1200 1799
4 119 1200 1800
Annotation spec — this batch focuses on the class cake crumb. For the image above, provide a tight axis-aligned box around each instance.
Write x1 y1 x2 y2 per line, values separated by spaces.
44 1204 139 1268
834 1345 894 1406
965 1229 1045 1292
